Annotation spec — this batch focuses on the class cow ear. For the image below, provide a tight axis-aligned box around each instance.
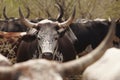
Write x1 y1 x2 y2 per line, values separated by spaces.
21 34 37 42
57 28 67 37
116 18 120 23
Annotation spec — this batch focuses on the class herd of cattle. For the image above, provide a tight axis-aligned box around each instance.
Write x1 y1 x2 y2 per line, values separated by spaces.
0 3 120 80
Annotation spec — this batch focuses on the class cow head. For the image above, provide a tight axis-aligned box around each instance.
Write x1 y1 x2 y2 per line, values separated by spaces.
19 7 75 60
0 6 30 32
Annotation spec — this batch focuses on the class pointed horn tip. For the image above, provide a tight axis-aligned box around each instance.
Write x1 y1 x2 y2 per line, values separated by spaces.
55 4 58 7
25 5 30 11
58 7 76 28
55 3 63 11
3 6 9 19
55 2 60 7
67 6 76 22
25 6 30 18
3 6 6 10
55 3 64 22
72 6 76 18
19 7 24 18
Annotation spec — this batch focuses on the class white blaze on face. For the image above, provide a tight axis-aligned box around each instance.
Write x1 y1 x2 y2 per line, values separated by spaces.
37 19 59 54
42 40 53 53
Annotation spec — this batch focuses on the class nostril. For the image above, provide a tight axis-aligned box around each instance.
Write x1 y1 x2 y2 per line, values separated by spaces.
43 52 52 56
42 52 53 60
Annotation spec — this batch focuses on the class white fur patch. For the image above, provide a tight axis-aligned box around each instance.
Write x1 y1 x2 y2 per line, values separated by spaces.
94 18 107 21
38 19 53 24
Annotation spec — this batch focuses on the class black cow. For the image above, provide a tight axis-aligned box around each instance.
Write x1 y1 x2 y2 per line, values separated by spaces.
68 18 120 56
0 6 30 32
69 19 110 54
16 7 77 62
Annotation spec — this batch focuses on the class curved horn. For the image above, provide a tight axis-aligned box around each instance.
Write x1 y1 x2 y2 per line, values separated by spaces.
19 7 36 28
58 7 75 28
58 20 116 75
45 9 51 18
3 6 9 20
55 3 64 22
25 6 30 18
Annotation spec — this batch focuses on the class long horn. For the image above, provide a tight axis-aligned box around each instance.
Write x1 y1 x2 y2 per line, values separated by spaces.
55 3 64 22
3 6 9 20
19 7 36 28
45 9 51 18
25 6 30 18
58 6 75 28
58 20 116 76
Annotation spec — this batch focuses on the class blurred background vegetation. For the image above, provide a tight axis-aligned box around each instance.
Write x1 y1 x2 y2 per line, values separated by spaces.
0 0 119 20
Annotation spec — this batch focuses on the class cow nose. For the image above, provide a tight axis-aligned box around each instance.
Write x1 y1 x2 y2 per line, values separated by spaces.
42 52 53 60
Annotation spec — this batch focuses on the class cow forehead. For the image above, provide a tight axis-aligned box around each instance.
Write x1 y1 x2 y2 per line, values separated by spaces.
94 18 107 21
38 19 54 24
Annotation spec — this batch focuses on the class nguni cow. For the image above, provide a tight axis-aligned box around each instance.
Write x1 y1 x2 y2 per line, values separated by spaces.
0 3 66 64
16 7 77 62
69 17 120 56
0 19 115 80
82 47 120 80
0 6 30 32
40 4 119 57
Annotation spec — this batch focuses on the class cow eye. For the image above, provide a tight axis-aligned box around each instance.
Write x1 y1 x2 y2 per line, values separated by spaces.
55 37 58 40
37 37 41 40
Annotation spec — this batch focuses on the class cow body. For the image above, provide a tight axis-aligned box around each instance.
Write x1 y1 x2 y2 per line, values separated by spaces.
0 19 28 32
70 20 110 53
82 48 120 80
0 6 30 32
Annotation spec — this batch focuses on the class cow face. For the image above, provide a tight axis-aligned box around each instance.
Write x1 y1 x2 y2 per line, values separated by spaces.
36 21 60 60
21 19 66 60
19 7 75 60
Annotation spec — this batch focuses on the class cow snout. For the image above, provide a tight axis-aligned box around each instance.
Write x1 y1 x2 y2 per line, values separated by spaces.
42 52 53 60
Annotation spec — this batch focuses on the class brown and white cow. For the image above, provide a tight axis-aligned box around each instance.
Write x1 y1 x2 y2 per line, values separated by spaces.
16 6 77 62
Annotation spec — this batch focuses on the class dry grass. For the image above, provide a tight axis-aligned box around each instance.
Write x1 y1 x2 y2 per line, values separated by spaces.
0 0 119 20
0 38 18 64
